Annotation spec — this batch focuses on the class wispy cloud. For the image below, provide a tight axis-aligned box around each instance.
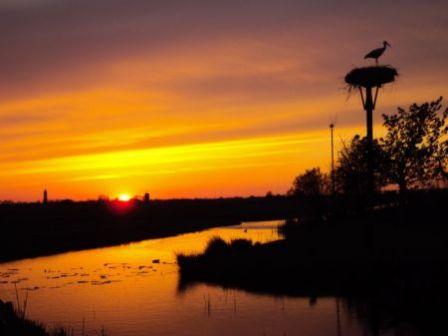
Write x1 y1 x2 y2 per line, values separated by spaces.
0 0 447 199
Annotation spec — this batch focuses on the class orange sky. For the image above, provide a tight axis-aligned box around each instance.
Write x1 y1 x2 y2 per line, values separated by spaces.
1 0 447 201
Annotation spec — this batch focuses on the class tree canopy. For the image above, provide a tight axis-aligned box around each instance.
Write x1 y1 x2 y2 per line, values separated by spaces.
334 135 389 195
381 97 448 192
288 168 328 197
288 97 448 198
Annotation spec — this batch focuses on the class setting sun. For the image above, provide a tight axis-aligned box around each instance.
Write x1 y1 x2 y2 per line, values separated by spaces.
118 193 131 202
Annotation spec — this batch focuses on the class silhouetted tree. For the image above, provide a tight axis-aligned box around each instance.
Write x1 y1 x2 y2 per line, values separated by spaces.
288 168 328 197
381 97 448 194
334 135 389 195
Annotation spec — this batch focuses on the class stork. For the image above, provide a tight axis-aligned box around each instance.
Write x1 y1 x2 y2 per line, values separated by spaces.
364 41 391 65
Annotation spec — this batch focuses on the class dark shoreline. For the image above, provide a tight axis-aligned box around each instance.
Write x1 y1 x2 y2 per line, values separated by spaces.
0 300 69 336
178 203 448 296
0 196 304 264
177 190 448 335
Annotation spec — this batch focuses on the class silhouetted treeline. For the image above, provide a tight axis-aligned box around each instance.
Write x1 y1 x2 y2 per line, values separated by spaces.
0 196 307 263
289 97 448 199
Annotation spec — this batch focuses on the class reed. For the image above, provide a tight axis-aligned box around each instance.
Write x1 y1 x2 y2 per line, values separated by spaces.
0 296 106 336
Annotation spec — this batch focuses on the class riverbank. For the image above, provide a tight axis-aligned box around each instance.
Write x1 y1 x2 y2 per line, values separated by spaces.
178 200 448 295
0 300 68 336
0 196 304 263
177 190 448 334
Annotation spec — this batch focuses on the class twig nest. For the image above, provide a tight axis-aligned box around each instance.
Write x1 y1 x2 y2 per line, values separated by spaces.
345 65 398 89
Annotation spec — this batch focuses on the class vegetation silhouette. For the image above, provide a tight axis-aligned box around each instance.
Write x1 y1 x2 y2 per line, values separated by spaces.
382 97 448 195
178 190 448 335
334 135 389 196
0 299 74 336
177 98 448 336
0 196 305 263
288 97 448 202
287 167 328 197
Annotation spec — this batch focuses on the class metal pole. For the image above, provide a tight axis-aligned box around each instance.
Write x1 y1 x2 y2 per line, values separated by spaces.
364 86 374 195
330 123 335 194
365 86 374 145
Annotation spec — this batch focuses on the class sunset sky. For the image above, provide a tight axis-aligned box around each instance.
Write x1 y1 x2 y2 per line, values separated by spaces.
1 0 447 201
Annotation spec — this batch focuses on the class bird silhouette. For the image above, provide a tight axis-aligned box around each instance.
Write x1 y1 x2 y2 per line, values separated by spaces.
364 41 391 65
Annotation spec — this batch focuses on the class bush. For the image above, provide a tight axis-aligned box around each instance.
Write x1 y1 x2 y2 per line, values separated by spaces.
230 239 253 252
204 237 229 256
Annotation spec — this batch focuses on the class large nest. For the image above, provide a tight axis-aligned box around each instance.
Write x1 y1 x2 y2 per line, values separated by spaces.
345 65 398 89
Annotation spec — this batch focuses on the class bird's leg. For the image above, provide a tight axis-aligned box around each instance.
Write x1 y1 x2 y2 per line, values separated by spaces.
375 59 378 66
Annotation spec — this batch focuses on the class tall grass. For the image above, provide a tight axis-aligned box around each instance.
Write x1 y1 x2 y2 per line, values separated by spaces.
177 237 255 264
0 288 107 336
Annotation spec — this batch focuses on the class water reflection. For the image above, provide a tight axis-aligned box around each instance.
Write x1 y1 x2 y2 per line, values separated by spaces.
0 220 368 336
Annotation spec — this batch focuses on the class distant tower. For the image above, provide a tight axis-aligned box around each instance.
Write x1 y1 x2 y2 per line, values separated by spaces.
43 189 48 205
144 192 150 203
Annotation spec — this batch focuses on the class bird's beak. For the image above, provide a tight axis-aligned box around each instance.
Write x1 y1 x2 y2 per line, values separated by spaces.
386 42 391 47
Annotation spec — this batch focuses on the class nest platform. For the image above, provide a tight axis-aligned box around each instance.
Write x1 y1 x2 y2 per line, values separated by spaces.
345 65 398 89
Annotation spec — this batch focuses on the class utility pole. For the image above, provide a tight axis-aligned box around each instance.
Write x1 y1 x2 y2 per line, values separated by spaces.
330 123 335 194
43 189 48 205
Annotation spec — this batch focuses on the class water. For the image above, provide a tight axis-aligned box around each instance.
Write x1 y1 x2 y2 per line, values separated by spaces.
0 220 364 335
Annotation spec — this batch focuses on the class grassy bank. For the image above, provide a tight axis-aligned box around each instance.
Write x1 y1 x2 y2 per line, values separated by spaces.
0 300 68 336
178 203 448 295
177 190 448 334
178 190 448 292
0 298 109 336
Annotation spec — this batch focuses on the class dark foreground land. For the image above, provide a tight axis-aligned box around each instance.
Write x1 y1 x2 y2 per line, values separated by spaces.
178 189 448 335
0 300 67 336
0 196 304 263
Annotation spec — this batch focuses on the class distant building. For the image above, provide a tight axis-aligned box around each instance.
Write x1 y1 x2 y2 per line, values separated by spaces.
144 192 150 203
43 189 48 205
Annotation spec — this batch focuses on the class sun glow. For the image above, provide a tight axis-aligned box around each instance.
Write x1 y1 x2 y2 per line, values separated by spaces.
118 193 131 202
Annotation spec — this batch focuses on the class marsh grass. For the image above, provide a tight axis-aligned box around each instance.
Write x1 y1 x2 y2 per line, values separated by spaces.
177 237 256 266
0 289 107 336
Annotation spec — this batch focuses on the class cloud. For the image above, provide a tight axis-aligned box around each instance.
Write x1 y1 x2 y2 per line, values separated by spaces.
1 0 448 199
1 0 446 98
